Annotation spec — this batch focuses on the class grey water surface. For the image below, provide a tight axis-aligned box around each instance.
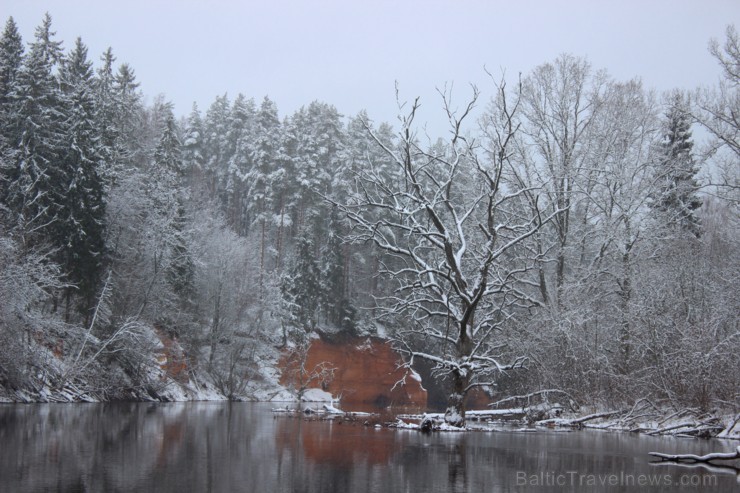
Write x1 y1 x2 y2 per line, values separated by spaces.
0 402 737 492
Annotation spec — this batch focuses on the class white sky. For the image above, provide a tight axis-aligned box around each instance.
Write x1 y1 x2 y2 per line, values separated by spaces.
2 0 739 136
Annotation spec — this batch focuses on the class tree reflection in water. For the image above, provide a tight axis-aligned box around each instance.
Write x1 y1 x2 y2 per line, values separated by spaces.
0 402 737 492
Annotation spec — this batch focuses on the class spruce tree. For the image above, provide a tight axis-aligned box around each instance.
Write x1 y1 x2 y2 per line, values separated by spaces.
282 233 322 331
5 13 67 245
652 92 703 237
58 37 107 316
167 203 195 306
0 17 23 115
182 102 205 192
94 47 121 186
112 63 143 168
153 112 194 306
0 17 24 208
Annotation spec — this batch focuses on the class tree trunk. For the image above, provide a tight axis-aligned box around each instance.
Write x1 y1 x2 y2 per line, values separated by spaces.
446 321 473 427
618 224 634 375
444 368 469 427
276 200 284 273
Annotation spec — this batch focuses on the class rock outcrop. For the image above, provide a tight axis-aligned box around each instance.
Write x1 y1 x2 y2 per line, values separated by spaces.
280 335 427 410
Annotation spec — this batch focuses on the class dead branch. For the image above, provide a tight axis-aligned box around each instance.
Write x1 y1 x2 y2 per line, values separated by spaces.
649 445 740 464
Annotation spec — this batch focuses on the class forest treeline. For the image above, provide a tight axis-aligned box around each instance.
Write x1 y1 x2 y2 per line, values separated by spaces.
0 15 737 415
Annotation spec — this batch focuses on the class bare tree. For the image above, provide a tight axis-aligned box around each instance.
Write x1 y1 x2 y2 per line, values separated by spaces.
330 80 561 426
282 332 336 403
515 55 609 308
694 25 740 203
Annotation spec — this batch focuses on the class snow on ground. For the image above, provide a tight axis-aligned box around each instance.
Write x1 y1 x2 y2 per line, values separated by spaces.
322 403 344 414
301 388 335 403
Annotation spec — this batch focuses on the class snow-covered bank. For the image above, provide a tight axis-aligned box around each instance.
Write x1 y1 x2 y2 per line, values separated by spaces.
0 321 297 404
536 408 740 440
274 402 740 440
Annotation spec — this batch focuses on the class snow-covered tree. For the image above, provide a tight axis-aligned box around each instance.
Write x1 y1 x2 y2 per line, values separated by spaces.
321 208 355 330
292 101 344 234
0 17 24 209
515 55 609 308
651 91 702 237
181 103 205 192
202 93 231 197
93 47 120 186
112 63 144 169
588 80 660 375
0 17 23 115
57 37 108 317
151 110 195 308
332 83 560 426
694 24 740 203
223 94 255 234
281 232 322 332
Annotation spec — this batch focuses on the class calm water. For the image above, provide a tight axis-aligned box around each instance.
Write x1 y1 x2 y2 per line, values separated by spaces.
0 402 737 492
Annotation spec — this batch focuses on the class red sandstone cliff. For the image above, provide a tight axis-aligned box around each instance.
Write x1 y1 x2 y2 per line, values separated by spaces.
279 335 427 410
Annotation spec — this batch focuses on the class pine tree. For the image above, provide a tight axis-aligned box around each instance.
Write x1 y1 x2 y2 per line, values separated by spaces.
292 101 344 237
202 94 231 198
652 92 703 237
249 97 281 298
224 94 256 233
249 96 281 222
273 115 299 271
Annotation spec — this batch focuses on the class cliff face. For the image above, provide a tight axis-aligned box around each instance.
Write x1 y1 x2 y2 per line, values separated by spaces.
279 336 427 410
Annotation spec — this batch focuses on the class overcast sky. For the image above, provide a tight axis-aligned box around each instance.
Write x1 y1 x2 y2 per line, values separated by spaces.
2 0 739 136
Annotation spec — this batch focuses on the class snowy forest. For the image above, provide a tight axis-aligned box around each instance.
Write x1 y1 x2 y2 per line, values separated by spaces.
0 15 737 424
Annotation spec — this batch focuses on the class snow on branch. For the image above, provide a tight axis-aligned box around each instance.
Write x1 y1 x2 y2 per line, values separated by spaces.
649 446 740 464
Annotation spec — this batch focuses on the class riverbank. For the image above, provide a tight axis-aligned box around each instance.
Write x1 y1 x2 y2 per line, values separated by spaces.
272 401 740 441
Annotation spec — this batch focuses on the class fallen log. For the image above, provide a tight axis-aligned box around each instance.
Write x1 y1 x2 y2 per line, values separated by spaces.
572 410 623 424
649 445 740 464
536 410 622 428
647 420 723 437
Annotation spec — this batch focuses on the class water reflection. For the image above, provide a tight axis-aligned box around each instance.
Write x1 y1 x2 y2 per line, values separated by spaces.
0 402 737 492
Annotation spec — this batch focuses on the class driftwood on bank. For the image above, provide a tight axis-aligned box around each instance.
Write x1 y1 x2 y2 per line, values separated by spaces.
649 445 740 464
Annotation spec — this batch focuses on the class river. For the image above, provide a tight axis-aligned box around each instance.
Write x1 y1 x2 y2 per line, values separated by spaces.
0 402 736 492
